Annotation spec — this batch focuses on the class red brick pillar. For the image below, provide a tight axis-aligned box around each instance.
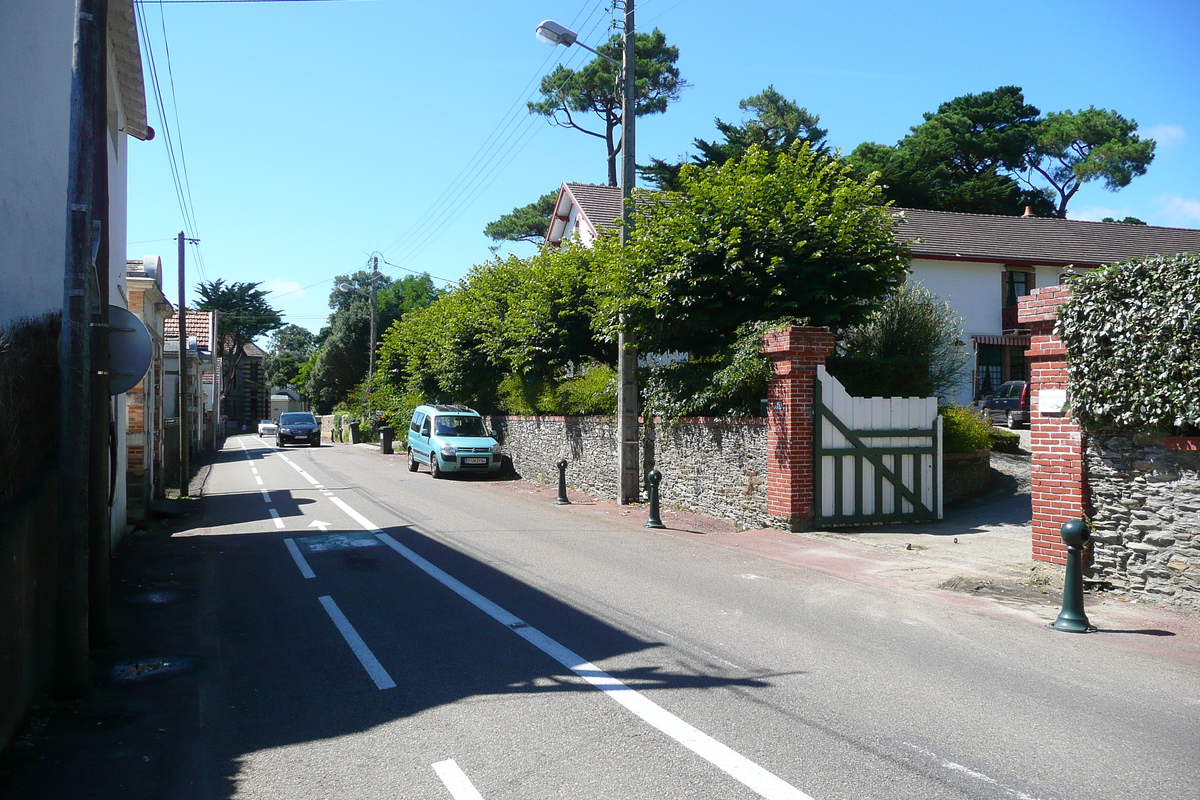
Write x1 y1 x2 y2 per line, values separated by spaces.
1017 286 1088 565
762 326 836 531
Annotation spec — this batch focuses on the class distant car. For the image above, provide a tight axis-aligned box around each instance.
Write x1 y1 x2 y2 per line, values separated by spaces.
257 419 278 437
982 381 1030 429
407 404 502 477
276 411 321 447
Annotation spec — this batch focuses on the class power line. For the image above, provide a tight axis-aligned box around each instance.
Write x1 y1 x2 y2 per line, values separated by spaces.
378 0 615 272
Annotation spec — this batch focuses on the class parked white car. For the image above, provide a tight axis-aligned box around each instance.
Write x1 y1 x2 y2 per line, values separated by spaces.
257 419 278 437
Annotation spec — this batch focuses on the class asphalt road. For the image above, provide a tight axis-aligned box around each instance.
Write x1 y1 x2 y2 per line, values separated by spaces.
5 434 1197 799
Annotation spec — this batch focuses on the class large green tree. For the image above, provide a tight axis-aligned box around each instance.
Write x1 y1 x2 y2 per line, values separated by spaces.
641 86 829 191
848 87 1156 218
194 279 283 402
590 143 910 357
263 323 315 391
303 272 441 413
528 28 687 187
848 86 1052 216
483 190 558 245
1024 107 1156 218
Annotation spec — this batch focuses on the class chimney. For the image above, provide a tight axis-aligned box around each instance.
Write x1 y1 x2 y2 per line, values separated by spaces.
1022 206 1035 218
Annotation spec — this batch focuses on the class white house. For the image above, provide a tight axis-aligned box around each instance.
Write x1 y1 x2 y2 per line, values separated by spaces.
546 183 1200 406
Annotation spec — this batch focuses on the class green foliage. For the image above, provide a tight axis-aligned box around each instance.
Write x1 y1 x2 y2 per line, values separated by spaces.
528 28 687 187
1026 106 1156 218
989 426 1022 454
641 86 828 191
496 364 617 416
194 279 284 399
642 320 781 421
376 245 610 414
847 87 1156 218
848 86 1052 216
484 191 558 245
940 404 993 453
263 323 315 390
835 283 970 402
303 271 441 414
1056 253 1200 432
591 143 909 357
1102 216 1147 225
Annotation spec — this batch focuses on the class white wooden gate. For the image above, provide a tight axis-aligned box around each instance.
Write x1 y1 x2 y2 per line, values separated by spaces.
814 366 943 526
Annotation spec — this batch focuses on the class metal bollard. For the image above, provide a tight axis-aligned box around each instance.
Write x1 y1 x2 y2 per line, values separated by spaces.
379 425 394 455
555 459 571 505
645 469 665 529
1050 519 1095 633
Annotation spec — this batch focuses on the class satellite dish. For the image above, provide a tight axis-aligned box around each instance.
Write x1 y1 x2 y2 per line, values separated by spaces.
108 306 153 395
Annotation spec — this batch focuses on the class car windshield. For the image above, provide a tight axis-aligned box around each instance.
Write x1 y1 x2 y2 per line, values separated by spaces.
260 420 274 425
434 415 487 438
280 413 315 425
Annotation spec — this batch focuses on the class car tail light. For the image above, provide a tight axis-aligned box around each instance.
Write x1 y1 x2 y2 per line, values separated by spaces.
1020 383 1030 410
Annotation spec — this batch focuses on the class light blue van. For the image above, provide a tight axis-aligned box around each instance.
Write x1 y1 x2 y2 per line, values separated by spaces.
407 404 502 477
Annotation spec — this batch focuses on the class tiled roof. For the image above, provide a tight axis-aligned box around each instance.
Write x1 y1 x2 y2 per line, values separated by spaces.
894 207 1200 267
163 311 215 348
243 341 267 358
564 183 625 235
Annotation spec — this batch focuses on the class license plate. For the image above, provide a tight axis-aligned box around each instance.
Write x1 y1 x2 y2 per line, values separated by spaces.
294 434 308 439
463 457 487 465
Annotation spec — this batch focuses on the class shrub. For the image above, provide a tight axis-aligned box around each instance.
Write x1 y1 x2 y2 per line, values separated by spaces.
940 404 992 453
836 283 969 402
1057 253 1200 433
989 427 1022 454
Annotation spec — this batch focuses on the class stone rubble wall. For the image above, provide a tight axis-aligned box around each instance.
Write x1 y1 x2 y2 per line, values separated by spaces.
486 415 774 531
1086 430 1200 609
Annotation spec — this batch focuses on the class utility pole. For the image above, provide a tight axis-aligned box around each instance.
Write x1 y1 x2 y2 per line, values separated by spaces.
177 230 188 496
616 0 639 504
368 255 378 396
56 0 107 697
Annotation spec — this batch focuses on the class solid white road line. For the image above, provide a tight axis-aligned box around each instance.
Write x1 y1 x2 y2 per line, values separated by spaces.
373 530 816 800
433 759 487 800
318 595 396 690
268 508 284 530
284 538 316 580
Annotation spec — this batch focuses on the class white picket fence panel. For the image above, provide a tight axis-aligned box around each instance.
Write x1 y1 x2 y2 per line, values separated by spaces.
816 366 943 525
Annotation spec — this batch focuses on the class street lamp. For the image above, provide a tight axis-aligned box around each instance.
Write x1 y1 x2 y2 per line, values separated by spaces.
536 4 640 504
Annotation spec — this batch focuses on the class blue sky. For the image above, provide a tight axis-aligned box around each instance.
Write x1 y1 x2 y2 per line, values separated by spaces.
127 0 1200 336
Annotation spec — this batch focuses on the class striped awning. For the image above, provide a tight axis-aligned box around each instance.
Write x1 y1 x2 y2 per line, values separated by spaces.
972 335 1031 347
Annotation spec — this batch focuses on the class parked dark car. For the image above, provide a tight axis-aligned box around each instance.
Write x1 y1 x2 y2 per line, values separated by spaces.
276 411 321 447
982 381 1030 429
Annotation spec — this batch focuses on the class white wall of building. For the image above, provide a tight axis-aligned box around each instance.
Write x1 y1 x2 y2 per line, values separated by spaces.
0 2 74 326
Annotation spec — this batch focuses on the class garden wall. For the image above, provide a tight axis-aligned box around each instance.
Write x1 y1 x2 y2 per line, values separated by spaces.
486 415 773 531
1086 432 1200 608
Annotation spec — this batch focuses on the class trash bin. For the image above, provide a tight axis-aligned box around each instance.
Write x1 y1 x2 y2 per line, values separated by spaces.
348 421 361 444
379 425 394 455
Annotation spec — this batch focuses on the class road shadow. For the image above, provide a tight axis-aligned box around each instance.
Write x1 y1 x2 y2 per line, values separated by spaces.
1 505 779 799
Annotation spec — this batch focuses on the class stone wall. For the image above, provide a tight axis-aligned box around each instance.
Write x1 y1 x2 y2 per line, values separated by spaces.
1086 431 1200 608
487 415 773 531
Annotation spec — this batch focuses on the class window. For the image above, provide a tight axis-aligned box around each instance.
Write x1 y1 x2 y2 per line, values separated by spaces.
1004 269 1035 307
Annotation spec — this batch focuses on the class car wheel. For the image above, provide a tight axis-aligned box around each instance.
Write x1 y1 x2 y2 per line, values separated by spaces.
310 438 320 447
408 449 420 472
276 438 284 448
430 453 444 479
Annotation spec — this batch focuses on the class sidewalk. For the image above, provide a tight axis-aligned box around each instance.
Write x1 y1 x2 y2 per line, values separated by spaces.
488 450 1200 668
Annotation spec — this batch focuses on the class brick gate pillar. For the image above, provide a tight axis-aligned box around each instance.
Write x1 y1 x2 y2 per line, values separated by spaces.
1018 286 1088 565
762 326 836 532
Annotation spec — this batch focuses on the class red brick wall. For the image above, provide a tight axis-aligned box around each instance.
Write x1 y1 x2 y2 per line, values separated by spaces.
761 327 836 531
1018 286 1088 565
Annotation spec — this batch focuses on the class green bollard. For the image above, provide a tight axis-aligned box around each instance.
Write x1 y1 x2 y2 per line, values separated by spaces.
1050 519 1095 633
645 469 665 529
555 458 571 505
